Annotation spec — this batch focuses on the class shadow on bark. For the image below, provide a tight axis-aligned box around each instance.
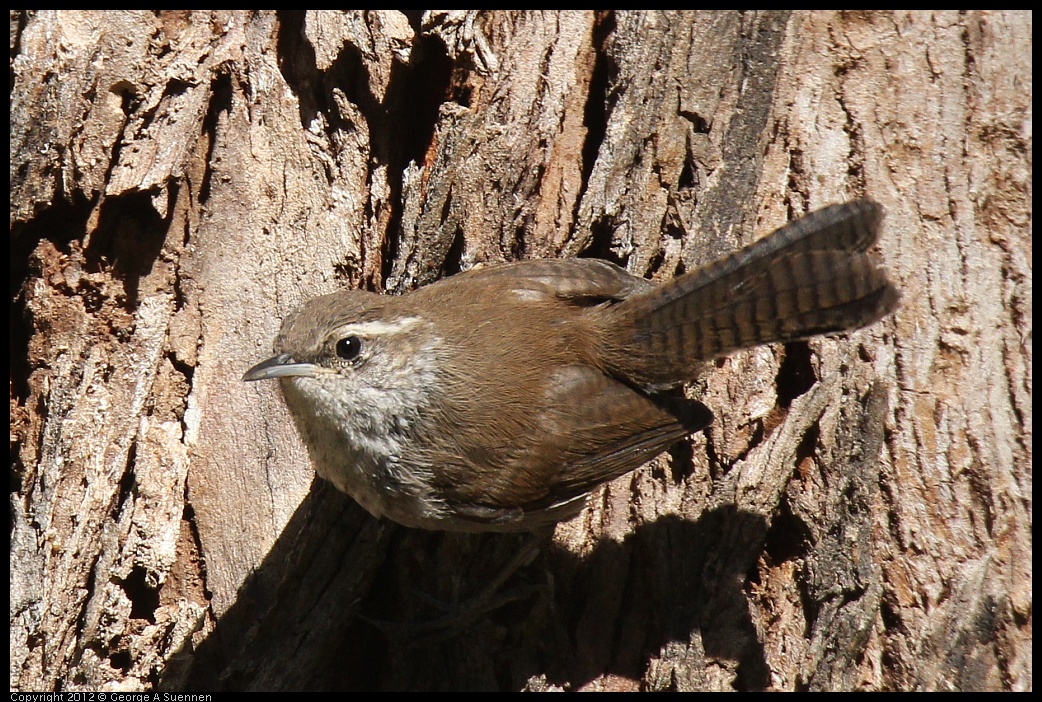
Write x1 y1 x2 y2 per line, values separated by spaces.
170 482 771 691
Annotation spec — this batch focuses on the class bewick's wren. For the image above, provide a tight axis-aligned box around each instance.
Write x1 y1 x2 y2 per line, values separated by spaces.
243 200 898 532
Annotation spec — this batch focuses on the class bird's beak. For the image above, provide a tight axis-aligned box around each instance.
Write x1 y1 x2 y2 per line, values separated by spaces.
242 353 326 382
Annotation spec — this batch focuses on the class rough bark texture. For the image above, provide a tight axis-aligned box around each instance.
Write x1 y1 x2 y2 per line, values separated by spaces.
10 10 1031 692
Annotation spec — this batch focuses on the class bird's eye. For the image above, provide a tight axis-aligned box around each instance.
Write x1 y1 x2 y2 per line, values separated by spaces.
336 336 362 361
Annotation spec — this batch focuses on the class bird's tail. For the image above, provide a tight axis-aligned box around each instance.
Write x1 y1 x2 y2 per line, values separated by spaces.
602 200 899 388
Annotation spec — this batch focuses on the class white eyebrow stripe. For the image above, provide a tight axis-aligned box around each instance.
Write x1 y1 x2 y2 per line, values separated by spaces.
334 317 422 336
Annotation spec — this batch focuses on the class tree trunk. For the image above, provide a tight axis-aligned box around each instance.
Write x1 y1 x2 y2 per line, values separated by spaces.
10 10 1031 692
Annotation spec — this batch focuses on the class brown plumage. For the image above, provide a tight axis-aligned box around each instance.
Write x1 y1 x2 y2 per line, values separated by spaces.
243 200 898 531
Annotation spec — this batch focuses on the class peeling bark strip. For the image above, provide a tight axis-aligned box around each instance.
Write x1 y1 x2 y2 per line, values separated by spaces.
10 10 1030 692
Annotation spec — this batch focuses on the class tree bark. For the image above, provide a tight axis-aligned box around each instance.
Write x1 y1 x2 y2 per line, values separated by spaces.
10 10 1031 691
